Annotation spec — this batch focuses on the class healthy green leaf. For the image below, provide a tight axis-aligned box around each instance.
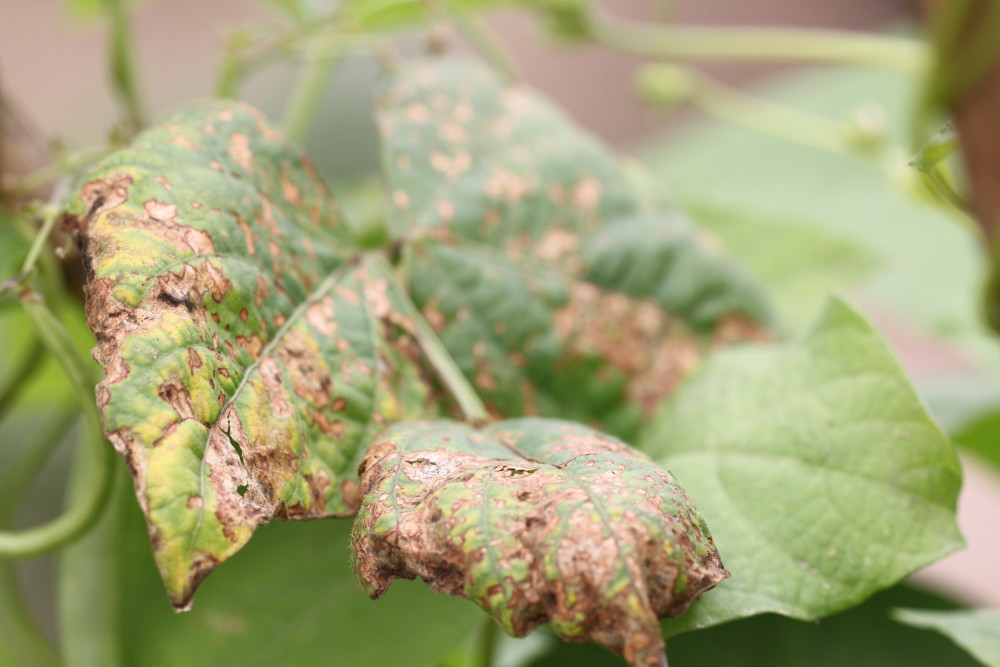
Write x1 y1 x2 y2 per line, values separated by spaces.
70 100 437 609
519 585 980 667
642 297 964 635
119 501 480 667
352 418 727 667
379 58 770 433
893 608 1000 667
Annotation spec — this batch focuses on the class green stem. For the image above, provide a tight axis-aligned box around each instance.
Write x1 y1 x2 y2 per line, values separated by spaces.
477 618 499 667
4 146 108 197
641 66 852 156
912 0 1000 151
283 48 342 143
105 0 146 132
449 6 519 82
0 295 114 557
0 564 58 667
371 253 489 424
18 179 69 284
0 415 75 667
688 72 849 155
0 339 45 421
0 413 78 525
215 15 338 98
585 7 927 72
58 463 124 667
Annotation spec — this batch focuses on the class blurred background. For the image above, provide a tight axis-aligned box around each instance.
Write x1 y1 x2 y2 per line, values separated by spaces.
2 1 999 665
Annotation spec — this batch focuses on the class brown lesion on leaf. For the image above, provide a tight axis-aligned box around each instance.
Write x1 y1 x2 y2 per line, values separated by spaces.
257 356 293 419
305 298 337 337
711 313 771 349
187 348 204 373
353 423 727 667
234 333 264 358
67 173 134 238
555 283 701 415
227 132 253 172
279 165 301 204
158 379 196 421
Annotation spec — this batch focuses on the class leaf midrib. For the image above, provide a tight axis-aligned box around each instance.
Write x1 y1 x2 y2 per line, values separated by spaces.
184 257 361 562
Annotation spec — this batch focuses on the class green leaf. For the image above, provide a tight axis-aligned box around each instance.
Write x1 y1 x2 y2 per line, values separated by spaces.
351 418 727 667
893 608 1000 667
379 58 770 433
642 297 963 635
70 100 437 609
519 585 980 667
119 500 479 667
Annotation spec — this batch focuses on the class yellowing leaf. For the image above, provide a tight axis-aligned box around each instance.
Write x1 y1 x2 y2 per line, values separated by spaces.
70 100 436 609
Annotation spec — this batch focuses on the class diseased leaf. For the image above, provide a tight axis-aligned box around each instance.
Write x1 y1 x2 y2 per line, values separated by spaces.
378 59 770 434
642 298 964 635
351 418 727 667
893 608 1000 667
70 100 437 609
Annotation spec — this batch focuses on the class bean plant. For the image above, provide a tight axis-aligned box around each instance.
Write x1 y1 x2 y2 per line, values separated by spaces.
1 1 998 666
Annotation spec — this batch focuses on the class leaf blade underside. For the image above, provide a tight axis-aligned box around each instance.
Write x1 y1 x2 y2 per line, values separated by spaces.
351 418 727 667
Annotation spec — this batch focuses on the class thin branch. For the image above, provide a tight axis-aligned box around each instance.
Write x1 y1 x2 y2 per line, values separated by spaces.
283 45 344 143
584 7 927 73
371 253 489 424
0 295 114 557
105 0 147 132
0 413 76 667
0 339 45 421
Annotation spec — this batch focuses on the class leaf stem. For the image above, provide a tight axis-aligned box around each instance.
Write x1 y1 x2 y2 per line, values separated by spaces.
686 71 850 155
3 146 108 198
0 295 114 557
283 48 342 143
0 564 58 667
19 178 70 282
477 618 499 667
0 415 75 667
583 6 927 72
105 0 146 132
58 464 124 667
0 339 45 421
371 253 489 424
448 6 519 83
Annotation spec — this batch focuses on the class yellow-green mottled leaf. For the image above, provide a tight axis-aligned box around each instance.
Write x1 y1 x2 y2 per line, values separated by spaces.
378 59 770 435
71 100 436 609
352 418 727 667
